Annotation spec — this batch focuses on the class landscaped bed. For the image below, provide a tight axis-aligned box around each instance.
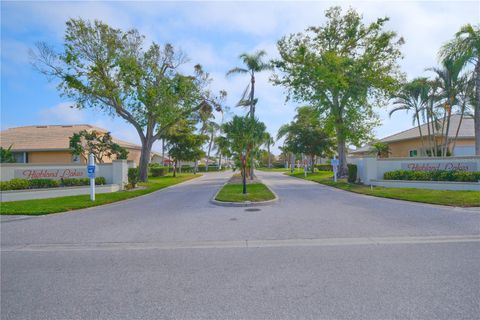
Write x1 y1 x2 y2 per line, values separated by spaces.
215 183 276 203
0 173 199 215
289 171 480 207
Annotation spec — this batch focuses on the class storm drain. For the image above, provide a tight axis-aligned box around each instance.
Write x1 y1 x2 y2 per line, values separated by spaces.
245 208 261 212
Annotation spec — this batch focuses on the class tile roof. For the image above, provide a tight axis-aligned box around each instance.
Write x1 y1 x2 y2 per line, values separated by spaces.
0 124 142 151
351 115 475 154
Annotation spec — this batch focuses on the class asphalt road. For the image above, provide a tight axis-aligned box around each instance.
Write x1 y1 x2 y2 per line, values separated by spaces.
1 171 479 319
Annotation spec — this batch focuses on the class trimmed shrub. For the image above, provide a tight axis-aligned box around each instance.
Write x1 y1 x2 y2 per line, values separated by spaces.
383 170 480 182
0 179 30 191
180 165 193 173
315 164 333 171
29 179 59 189
95 177 106 185
128 168 139 188
150 166 167 177
347 164 357 183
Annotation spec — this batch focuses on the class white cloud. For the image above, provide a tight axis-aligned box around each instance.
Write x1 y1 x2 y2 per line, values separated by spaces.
39 102 86 124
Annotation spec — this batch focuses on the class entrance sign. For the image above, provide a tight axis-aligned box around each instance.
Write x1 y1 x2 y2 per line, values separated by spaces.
401 162 477 172
331 156 339 182
15 168 86 180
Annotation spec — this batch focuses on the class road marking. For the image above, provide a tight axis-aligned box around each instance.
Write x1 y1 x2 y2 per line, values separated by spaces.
2 235 479 252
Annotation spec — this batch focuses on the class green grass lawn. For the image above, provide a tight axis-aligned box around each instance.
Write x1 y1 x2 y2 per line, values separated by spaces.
1 173 199 215
289 171 480 207
215 183 276 202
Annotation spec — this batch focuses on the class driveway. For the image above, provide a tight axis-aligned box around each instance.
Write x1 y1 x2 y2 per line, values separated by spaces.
2 171 479 319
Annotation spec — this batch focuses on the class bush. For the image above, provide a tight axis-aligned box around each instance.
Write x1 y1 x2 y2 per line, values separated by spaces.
197 164 206 172
347 164 357 183
180 165 193 173
29 179 59 189
128 168 139 188
315 164 333 171
384 170 480 182
150 166 167 177
0 179 30 191
0 177 107 191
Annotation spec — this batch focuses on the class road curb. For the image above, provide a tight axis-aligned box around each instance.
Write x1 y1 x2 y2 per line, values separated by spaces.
210 179 279 207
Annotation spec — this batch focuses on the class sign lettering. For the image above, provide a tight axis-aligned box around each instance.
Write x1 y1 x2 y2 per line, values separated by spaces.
400 162 477 172
15 168 87 180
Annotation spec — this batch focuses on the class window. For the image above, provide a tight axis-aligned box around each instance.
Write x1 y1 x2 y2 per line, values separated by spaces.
12 152 28 163
409 149 418 157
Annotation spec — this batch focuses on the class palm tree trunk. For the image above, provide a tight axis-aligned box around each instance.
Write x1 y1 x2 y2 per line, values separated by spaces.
267 143 271 168
451 110 465 156
475 59 480 155
249 73 255 179
415 112 425 156
206 131 214 172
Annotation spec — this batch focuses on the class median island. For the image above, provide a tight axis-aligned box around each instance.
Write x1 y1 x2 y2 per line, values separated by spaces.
214 174 276 203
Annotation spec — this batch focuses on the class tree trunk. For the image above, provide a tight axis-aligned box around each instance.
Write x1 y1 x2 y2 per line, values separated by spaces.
250 73 255 180
415 112 425 156
173 160 177 177
310 154 315 173
139 139 153 182
161 138 165 166
206 131 214 172
335 121 348 177
267 143 271 168
475 59 480 155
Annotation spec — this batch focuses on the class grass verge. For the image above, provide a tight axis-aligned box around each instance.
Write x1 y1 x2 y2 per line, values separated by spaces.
215 183 276 202
289 171 480 207
1 173 199 215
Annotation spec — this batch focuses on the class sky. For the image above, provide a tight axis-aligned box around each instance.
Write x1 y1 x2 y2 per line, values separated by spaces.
1 0 479 154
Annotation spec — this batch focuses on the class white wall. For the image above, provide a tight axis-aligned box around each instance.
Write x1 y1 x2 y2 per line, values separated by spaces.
0 161 131 189
351 156 480 189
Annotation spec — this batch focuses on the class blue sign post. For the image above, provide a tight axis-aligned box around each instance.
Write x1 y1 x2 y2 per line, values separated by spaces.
88 154 96 201
331 156 339 182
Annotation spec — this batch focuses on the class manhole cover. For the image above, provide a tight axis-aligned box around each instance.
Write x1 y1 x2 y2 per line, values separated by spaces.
245 208 261 212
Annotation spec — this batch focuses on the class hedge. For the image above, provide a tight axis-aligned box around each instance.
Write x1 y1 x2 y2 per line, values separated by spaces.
314 164 333 171
0 177 106 191
384 170 480 182
150 166 167 177
347 164 357 183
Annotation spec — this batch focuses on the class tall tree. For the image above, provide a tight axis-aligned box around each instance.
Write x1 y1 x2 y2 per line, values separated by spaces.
272 7 404 175
227 50 272 179
32 19 224 181
277 106 334 172
165 119 207 177
222 116 266 189
204 121 220 171
389 78 430 156
428 58 469 156
440 24 480 155
262 132 275 168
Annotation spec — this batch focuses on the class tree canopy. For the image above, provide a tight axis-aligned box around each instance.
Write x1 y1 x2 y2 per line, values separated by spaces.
272 6 404 174
33 18 225 180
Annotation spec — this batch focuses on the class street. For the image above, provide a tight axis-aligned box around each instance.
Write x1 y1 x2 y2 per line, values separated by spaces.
2 171 479 319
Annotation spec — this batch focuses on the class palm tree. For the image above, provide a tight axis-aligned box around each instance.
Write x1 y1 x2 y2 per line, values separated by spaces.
227 50 272 178
429 58 467 156
440 24 480 155
390 78 430 156
205 121 220 171
263 132 275 168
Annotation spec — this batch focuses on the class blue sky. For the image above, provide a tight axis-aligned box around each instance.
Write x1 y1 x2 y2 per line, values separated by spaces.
1 0 479 154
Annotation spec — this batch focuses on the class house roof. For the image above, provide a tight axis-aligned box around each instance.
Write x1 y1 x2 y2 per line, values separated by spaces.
351 115 475 154
0 124 142 152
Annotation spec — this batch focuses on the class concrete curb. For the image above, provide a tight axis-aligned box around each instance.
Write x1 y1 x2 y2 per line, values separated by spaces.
210 179 279 207
284 172 480 211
